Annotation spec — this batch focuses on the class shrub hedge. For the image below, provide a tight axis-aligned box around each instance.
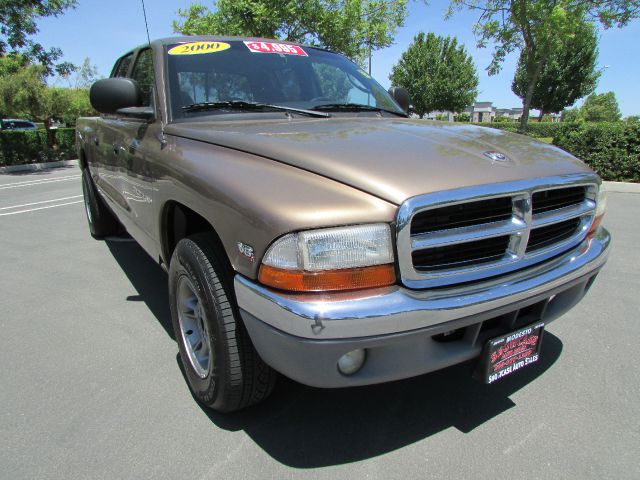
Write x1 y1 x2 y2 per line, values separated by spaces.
0 128 76 167
467 121 638 181
471 121 567 138
1 124 638 182
553 122 640 182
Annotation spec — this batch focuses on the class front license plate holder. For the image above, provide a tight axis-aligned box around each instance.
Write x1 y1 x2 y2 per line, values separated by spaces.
475 322 545 384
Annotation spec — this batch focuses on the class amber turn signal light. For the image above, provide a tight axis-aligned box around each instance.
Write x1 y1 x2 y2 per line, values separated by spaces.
587 214 604 239
258 264 396 292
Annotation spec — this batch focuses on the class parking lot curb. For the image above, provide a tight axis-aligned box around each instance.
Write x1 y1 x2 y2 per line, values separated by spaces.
0 159 78 174
603 181 640 194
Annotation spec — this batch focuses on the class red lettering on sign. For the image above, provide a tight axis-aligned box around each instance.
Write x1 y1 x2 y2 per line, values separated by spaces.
243 41 308 56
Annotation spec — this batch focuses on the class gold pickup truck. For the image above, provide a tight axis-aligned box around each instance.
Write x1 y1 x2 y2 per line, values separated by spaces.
76 36 610 412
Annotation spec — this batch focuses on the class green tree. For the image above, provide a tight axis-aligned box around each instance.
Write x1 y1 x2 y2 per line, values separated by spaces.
0 58 46 120
447 0 640 130
562 107 582 122
580 91 621 121
0 0 77 76
71 57 100 89
41 88 93 126
173 0 408 66
389 32 478 118
0 56 93 140
512 18 600 121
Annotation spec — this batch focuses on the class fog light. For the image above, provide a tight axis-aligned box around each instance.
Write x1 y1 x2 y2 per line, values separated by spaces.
337 349 366 375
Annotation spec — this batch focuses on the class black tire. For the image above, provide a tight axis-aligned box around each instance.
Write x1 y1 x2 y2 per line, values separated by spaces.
169 233 276 412
81 168 119 238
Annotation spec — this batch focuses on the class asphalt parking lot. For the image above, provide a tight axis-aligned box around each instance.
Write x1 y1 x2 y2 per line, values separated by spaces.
1 164 639 480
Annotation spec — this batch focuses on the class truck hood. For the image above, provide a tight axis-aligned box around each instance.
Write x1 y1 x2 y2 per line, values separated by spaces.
164 118 592 205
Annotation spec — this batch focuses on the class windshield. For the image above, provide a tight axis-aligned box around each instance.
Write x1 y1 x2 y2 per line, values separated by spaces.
166 40 404 119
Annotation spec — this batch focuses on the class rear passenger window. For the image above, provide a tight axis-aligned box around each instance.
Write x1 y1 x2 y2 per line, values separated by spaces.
131 49 155 107
113 53 133 78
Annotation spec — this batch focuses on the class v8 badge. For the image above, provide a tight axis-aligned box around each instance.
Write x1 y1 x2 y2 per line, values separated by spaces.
237 242 255 262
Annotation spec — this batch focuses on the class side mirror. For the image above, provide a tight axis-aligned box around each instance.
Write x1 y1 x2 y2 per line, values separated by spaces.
388 86 410 112
90 78 148 116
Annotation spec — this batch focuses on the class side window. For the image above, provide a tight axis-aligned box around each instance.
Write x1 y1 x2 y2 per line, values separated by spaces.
131 49 155 107
113 53 133 78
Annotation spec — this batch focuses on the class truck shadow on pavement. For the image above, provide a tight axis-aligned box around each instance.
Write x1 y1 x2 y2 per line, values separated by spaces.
104 234 563 468
197 334 562 468
105 238 175 340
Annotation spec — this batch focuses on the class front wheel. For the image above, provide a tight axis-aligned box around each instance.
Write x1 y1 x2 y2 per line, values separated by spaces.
169 233 276 412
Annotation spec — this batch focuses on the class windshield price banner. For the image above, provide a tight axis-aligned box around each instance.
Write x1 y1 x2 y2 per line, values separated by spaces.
475 322 545 384
243 41 308 56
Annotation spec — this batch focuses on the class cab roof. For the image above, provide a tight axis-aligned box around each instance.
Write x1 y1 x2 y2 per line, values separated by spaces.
136 35 327 53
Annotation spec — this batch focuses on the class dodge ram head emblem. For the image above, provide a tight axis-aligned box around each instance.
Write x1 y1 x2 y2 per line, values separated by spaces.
483 151 509 162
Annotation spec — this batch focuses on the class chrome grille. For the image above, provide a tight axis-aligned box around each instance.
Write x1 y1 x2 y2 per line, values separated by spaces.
396 174 599 289
412 235 511 271
526 217 581 253
532 186 586 214
411 197 512 234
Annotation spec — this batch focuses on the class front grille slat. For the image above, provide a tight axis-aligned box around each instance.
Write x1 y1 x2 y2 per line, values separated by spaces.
412 236 510 271
526 218 581 253
400 180 596 287
532 187 586 215
411 197 512 235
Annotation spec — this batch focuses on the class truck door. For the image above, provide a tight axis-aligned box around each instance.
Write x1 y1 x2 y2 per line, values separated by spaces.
110 48 161 254
93 53 134 215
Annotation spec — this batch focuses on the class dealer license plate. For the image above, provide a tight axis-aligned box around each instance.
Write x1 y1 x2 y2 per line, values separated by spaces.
475 322 545 384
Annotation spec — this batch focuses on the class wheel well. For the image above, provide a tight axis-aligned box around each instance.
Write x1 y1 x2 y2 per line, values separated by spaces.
162 202 229 269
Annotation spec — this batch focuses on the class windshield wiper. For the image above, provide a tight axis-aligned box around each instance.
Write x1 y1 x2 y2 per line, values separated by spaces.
312 103 407 117
182 101 330 118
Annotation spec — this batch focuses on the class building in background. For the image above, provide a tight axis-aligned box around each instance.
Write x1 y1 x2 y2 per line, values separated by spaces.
423 111 455 121
495 107 523 121
421 102 537 122
466 102 495 122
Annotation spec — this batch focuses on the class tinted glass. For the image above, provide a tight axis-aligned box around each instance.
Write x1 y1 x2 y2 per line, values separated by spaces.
131 49 155 106
113 53 133 78
166 41 403 119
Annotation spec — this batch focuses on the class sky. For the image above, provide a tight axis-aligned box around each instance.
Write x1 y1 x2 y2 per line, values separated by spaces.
36 0 640 116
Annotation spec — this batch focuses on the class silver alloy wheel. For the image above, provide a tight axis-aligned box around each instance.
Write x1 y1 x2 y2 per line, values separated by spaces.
177 276 212 378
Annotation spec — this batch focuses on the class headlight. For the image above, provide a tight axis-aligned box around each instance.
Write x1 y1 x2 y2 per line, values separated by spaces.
259 224 396 292
588 184 607 236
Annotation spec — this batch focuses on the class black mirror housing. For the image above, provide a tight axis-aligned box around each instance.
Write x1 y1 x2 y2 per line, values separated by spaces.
90 78 142 115
388 87 410 112
116 106 155 120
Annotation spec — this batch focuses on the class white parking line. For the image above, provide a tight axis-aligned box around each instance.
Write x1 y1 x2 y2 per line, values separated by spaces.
0 200 83 216
0 174 80 186
0 195 83 211
0 175 81 190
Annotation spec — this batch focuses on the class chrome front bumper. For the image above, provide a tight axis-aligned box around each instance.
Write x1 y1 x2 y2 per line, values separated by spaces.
235 228 610 340
234 228 610 387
